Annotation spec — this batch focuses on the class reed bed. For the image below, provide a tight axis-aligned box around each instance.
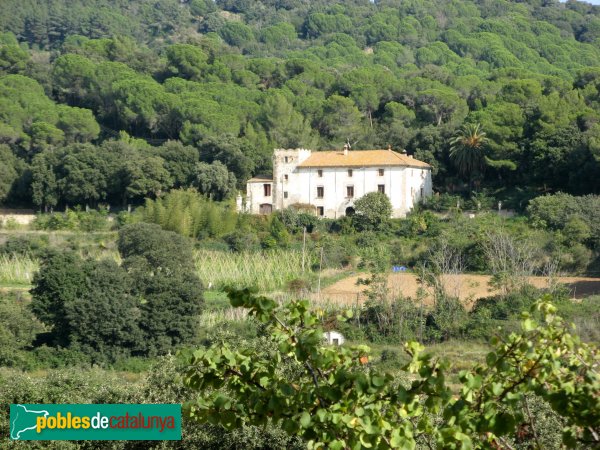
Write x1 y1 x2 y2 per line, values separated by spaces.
194 249 310 291
0 254 38 286
1 249 309 291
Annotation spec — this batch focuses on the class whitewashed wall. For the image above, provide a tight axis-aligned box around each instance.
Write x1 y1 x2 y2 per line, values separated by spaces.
246 181 273 214
249 149 433 218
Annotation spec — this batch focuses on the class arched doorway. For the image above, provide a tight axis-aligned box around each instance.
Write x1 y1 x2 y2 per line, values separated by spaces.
345 207 355 217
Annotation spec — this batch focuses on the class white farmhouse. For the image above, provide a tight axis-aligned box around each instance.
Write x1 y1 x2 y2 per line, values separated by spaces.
323 331 345 346
242 147 433 219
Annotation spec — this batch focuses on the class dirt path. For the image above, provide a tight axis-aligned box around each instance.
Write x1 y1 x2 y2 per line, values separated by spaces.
318 273 600 306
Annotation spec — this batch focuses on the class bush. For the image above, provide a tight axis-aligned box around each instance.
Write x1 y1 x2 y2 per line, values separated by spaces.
224 230 260 252
378 348 406 371
1 217 20 230
287 278 311 295
425 296 468 341
400 211 442 238
320 237 356 269
0 291 44 368
423 193 463 212
32 209 110 232
555 295 600 343
327 215 354 234
352 192 393 232
30 252 142 361
465 285 560 340
0 356 305 449
357 297 425 344
276 208 319 234
527 193 580 229
527 193 600 247
0 234 49 256
355 231 379 249
465 191 496 210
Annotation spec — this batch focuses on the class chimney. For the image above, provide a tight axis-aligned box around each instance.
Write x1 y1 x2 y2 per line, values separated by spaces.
343 143 349 156
387 144 392 151
408 155 413 159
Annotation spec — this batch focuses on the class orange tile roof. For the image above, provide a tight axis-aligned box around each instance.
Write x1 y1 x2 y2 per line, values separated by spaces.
298 150 431 169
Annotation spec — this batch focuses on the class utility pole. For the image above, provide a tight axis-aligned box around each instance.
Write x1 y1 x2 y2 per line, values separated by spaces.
317 246 324 302
302 227 306 273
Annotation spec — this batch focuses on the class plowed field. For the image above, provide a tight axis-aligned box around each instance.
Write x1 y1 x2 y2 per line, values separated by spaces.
318 273 600 307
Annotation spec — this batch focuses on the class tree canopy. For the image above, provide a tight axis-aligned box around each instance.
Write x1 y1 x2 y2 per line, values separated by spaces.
1 0 600 209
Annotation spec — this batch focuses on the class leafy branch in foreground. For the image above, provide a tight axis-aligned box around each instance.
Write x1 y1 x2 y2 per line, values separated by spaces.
182 291 599 449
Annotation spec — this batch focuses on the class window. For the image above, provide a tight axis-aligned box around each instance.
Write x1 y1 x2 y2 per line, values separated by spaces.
348 169 353 177
317 206 324 216
378 169 385 176
284 191 288 199
263 184 271 197
378 185 385 194
317 186 324 198
284 156 289 163
420 188 424 198
284 174 288 182
346 185 354 198
318 170 323 177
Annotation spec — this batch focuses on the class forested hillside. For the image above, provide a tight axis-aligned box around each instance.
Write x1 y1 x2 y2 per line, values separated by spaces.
2 0 600 210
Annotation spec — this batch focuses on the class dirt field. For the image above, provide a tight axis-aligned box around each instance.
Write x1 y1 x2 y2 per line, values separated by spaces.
318 273 600 307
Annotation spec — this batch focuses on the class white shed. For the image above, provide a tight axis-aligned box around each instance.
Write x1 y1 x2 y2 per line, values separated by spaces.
323 331 345 346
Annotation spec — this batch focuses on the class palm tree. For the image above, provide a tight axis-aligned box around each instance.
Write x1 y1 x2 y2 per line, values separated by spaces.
449 123 488 190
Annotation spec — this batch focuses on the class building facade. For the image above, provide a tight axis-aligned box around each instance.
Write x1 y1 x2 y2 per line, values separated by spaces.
242 147 433 219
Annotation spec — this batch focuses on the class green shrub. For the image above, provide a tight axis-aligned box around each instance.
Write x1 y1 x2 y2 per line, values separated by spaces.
327 215 355 234
398 211 443 238
425 296 469 342
424 193 463 212
357 297 425 344
355 231 379 248
555 295 600 343
527 193 600 247
0 234 49 256
465 190 496 210
2 217 20 230
0 291 44 368
352 192 393 232
377 348 406 371
32 209 110 232
276 208 319 234
224 230 261 252
319 236 356 269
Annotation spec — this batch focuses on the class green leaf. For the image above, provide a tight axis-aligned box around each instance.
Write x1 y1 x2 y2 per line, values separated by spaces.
300 411 312 429
372 375 386 387
522 318 535 332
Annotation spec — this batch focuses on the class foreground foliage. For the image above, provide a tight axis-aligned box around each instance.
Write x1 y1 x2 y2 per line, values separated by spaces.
183 290 599 449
